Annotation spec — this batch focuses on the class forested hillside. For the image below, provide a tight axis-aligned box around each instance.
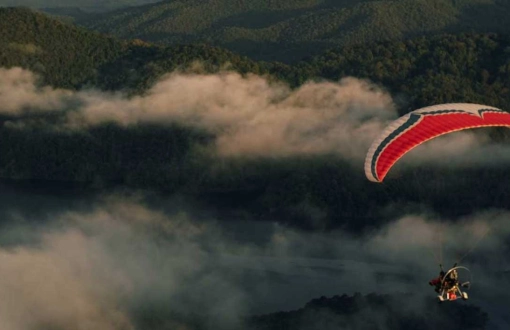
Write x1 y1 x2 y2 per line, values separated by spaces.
71 0 510 62
295 32 510 111
0 7 280 91
4 8 510 110
2 8 510 232
0 7 126 88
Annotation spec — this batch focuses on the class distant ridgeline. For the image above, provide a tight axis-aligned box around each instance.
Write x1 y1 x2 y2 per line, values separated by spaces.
2 8 510 109
57 0 510 63
2 8 510 231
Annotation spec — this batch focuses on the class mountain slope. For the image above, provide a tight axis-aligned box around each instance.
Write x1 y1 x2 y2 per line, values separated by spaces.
3 7 510 229
0 7 127 88
0 7 274 91
74 0 510 62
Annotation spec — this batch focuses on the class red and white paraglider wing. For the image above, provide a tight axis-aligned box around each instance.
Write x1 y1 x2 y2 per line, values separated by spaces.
364 103 510 182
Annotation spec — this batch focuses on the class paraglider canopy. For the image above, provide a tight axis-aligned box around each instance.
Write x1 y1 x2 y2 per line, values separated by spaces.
364 103 510 183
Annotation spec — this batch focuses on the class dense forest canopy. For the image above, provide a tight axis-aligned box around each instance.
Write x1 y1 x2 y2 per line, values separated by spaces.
1 7 510 232
49 0 510 62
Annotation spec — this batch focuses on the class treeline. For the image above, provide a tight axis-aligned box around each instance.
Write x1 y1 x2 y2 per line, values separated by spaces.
294 33 510 111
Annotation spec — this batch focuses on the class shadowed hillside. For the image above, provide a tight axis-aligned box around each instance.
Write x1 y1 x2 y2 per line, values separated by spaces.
0 7 278 91
2 8 510 232
68 0 510 62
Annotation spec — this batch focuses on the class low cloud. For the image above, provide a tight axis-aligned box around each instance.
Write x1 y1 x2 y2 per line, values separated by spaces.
67 72 397 162
3 66 510 170
0 67 71 115
3 66 510 174
0 193 508 329
1 67 397 163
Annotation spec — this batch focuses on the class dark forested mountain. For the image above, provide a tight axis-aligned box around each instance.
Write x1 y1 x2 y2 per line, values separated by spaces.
4 7 510 110
0 7 276 91
69 0 510 62
2 7 510 232
295 32 510 111
0 7 126 88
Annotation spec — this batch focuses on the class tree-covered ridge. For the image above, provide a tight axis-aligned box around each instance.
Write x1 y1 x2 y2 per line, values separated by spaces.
294 32 510 111
2 8 510 231
0 7 128 88
0 7 280 91
5 7 510 111
72 0 510 62
91 43 282 93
